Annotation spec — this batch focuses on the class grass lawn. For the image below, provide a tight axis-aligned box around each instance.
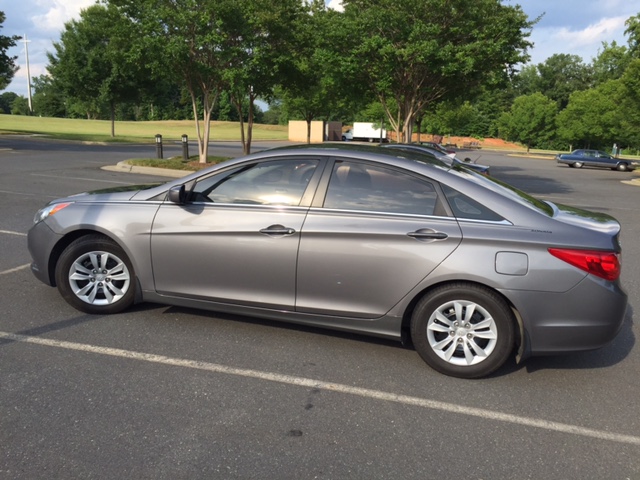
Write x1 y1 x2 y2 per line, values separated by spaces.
126 156 231 171
0 114 288 143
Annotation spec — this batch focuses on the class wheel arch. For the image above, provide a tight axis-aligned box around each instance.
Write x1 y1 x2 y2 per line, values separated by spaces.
400 279 525 361
47 229 134 287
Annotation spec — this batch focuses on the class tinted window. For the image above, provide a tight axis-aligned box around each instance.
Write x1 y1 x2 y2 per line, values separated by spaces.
441 184 504 222
192 159 319 206
324 161 438 215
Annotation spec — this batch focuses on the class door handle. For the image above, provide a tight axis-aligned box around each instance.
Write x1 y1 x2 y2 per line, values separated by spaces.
407 229 448 240
260 224 296 236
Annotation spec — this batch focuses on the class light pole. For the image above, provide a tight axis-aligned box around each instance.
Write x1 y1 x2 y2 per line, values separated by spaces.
22 34 33 114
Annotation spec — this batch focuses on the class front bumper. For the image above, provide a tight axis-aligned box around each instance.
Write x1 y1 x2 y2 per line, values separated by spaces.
27 220 63 286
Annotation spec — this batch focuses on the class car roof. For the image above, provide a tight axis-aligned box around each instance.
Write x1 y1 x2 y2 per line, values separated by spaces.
268 143 450 168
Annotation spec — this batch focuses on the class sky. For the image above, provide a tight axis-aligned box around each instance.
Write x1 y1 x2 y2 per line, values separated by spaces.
2 0 640 98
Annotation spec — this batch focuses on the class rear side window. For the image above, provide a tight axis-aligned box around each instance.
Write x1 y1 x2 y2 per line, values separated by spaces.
323 161 439 216
441 184 504 222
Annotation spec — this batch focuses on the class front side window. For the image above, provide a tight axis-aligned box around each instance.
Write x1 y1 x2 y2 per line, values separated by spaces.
191 159 319 206
323 161 438 216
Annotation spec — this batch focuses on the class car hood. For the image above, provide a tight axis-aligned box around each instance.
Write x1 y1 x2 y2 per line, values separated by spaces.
57 183 163 203
549 202 621 236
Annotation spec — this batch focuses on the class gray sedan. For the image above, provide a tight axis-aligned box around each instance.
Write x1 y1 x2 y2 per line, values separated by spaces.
556 149 636 171
28 144 627 378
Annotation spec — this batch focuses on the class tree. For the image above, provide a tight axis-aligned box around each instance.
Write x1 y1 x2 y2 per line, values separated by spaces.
10 95 29 115
625 13 640 59
499 93 558 151
591 41 630 85
0 11 20 91
47 4 150 135
31 75 66 117
0 91 18 113
556 82 622 150
224 0 303 154
617 58 640 148
334 0 533 143
535 54 593 109
110 0 244 163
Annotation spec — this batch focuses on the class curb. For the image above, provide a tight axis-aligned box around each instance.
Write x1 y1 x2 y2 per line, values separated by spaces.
101 161 192 178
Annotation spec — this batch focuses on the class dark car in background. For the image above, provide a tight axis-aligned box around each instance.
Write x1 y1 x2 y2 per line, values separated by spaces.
556 149 637 171
382 143 491 176
28 144 626 378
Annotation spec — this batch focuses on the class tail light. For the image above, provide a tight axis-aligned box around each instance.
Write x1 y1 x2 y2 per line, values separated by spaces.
548 248 621 281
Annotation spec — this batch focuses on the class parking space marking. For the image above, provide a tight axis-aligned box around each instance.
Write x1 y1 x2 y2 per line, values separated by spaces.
0 230 27 236
0 264 30 276
1 330 639 446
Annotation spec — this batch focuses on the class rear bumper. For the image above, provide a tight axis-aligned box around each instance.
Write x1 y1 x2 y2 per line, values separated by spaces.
501 276 628 357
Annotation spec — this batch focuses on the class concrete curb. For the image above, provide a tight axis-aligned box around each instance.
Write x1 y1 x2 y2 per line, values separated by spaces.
101 161 192 178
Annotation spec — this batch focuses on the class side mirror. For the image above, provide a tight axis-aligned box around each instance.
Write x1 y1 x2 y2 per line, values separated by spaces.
168 185 186 204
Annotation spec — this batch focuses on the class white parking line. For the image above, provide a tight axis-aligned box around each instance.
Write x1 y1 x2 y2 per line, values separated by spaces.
0 264 30 275
0 230 27 236
1 330 639 446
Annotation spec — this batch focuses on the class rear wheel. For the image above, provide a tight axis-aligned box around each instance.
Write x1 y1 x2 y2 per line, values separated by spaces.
411 283 515 378
55 235 135 314
573 161 583 168
616 162 628 171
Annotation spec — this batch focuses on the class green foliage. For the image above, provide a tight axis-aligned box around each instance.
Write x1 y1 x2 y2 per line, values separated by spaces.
556 81 622 149
0 12 20 91
31 75 66 117
47 4 152 133
515 54 593 109
10 95 29 115
625 14 640 58
499 93 558 150
334 0 533 141
0 91 18 114
617 58 640 148
592 42 630 85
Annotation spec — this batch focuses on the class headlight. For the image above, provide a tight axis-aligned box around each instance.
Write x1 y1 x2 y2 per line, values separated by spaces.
33 202 72 224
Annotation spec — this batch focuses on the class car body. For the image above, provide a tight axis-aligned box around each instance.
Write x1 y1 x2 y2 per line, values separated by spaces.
28 144 627 378
382 143 491 176
556 149 637 171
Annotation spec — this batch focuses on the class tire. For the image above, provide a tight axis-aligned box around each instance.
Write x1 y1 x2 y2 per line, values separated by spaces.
573 161 583 168
410 283 515 378
55 235 136 314
616 163 628 172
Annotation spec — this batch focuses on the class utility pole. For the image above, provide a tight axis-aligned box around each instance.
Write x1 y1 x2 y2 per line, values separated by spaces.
22 34 33 114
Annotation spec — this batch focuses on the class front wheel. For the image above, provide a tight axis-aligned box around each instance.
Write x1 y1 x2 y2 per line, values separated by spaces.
411 283 515 378
573 161 583 168
55 235 136 314
616 163 628 171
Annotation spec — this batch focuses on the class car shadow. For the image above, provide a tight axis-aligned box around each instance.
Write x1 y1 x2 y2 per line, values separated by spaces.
157 302 635 379
157 304 408 350
0 313 103 347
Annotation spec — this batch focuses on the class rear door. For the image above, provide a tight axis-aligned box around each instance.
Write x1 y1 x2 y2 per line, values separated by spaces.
296 159 462 318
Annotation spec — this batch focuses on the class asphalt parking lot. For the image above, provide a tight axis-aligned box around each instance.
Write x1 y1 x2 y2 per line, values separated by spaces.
1 137 639 479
